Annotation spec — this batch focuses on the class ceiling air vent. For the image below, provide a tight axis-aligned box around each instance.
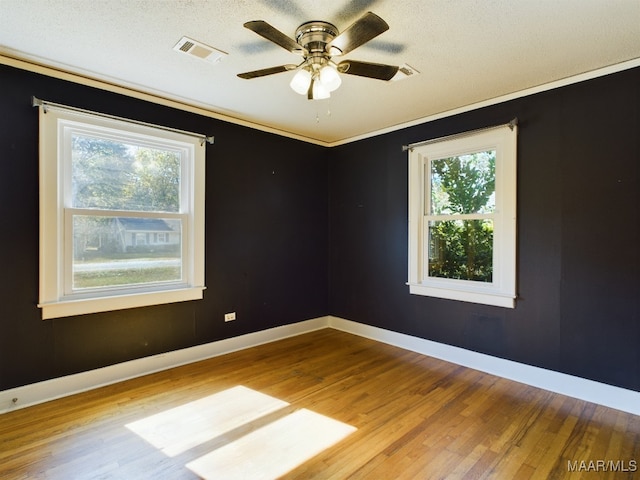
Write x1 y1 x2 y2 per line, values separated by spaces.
390 63 420 81
173 36 227 64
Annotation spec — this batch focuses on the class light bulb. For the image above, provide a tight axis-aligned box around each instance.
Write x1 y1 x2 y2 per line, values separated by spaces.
290 69 312 95
319 65 342 92
311 79 330 100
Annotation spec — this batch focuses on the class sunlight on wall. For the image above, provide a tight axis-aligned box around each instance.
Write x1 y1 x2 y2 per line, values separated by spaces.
125 385 357 479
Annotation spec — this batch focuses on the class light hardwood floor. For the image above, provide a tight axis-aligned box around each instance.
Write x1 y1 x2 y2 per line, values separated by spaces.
1 329 638 479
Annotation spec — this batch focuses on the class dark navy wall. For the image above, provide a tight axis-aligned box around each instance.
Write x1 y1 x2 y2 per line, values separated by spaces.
2 63 638 394
0 64 328 390
328 67 640 392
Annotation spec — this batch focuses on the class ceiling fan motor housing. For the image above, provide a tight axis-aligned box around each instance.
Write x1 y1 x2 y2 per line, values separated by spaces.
295 21 339 68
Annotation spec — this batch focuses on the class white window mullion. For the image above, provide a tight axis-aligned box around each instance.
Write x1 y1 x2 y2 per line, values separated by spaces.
425 213 494 222
407 151 424 285
63 208 74 295
65 207 185 220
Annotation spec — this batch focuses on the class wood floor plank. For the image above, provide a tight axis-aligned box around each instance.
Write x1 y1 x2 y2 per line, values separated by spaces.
1 329 638 479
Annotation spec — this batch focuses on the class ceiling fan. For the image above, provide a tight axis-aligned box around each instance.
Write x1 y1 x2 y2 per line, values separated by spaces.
237 12 399 100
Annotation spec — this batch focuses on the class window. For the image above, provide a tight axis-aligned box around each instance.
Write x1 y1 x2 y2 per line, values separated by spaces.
38 106 205 319
407 124 517 308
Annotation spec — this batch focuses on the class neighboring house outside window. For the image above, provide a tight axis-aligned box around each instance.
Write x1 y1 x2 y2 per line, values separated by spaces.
407 123 517 308
38 105 205 319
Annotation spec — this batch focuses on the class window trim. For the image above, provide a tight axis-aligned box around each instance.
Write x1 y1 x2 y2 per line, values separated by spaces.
407 124 517 308
38 106 206 319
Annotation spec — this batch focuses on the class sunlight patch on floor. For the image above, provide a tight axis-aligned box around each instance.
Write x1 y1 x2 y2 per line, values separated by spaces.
186 408 357 480
125 385 289 456
125 385 356 479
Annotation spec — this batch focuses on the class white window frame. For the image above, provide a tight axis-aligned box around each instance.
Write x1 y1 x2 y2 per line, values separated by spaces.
407 124 517 308
38 106 206 319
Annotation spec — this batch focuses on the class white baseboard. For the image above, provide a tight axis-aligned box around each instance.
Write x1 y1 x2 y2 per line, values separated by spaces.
328 316 640 416
0 316 328 414
2 315 639 416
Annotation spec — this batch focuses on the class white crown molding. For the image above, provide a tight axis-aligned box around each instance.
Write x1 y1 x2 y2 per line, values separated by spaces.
0 51 328 147
2 51 639 148
326 57 640 147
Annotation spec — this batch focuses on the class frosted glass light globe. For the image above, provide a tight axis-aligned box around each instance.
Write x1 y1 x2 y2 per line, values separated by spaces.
290 69 312 95
319 65 342 92
311 79 330 99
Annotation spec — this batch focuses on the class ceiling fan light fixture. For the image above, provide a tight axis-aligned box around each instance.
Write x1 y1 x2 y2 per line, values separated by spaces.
240 12 398 100
290 68 312 95
319 64 342 92
311 78 330 100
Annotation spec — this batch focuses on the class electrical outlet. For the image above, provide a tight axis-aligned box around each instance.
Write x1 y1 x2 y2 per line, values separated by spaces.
224 312 236 322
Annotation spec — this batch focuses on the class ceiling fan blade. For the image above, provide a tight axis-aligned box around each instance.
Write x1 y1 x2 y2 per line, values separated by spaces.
238 64 297 79
326 11 389 56
243 20 305 54
337 60 399 80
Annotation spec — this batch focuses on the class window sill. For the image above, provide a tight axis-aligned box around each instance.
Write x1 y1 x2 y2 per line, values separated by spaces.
408 283 515 308
38 286 205 319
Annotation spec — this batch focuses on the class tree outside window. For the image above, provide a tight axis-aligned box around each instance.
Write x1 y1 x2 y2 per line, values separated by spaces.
428 151 495 282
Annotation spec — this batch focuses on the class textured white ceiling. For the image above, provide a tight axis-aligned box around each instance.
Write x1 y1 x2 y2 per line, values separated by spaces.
1 0 639 144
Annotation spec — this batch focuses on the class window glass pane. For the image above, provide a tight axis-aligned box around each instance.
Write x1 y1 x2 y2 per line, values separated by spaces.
72 215 182 290
428 219 493 282
71 134 181 212
430 151 496 215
